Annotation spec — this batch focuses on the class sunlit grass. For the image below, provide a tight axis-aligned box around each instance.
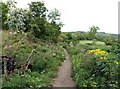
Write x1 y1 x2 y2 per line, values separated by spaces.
79 40 105 45
95 41 105 45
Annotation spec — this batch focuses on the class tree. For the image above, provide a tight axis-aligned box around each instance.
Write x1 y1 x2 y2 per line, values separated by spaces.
0 2 9 30
45 9 63 41
8 8 31 33
0 0 17 30
48 8 60 24
28 1 48 38
88 26 100 40
1 1 63 42
29 1 47 18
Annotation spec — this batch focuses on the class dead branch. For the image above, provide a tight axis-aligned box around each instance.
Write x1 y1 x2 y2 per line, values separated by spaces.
25 49 35 70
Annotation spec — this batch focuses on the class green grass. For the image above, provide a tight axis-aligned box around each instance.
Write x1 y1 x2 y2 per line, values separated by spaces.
79 40 105 45
95 41 105 45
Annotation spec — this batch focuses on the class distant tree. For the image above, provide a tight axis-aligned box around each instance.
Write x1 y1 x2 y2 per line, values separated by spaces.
88 26 100 40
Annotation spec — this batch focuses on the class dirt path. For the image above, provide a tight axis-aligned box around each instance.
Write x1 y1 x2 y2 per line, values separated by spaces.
51 48 75 88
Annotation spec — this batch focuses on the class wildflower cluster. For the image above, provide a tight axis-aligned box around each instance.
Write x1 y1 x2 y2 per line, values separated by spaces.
87 49 108 56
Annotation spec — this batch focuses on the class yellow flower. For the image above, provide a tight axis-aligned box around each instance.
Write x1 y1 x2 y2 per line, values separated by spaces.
87 49 108 56
114 61 119 65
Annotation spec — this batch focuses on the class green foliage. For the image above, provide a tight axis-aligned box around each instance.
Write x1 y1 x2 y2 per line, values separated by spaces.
2 72 50 87
103 37 114 45
0 2 9 30
66 42 119 88
28 1 47 38
29 1 47 18
48 8 62 25
0 0 17 30
2 1 119 88
88 26 99 40
8 8 31 33
2 30 64 87
2 0 63 42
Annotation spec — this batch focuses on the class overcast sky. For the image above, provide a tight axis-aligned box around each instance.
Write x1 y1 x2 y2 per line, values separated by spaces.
4 0 119 34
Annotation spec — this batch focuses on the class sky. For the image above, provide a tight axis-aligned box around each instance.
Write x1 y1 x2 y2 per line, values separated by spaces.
3 0 119 34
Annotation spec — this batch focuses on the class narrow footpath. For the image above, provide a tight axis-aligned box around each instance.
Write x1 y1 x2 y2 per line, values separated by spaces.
51 48 75 88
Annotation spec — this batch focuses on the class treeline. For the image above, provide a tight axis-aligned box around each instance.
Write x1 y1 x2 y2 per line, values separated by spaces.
59 26 119 45
0 0 63 42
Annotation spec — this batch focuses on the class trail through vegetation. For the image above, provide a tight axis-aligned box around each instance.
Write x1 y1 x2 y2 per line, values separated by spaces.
52 48 75 87
1 0 119 88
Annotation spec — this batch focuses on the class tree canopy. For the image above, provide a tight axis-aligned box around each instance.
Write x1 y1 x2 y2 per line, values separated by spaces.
0 1 63 42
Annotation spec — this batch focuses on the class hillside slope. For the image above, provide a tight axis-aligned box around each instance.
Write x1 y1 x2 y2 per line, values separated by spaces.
1 30 64 87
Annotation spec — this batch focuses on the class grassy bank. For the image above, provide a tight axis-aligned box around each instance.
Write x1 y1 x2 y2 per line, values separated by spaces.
1 30 64 87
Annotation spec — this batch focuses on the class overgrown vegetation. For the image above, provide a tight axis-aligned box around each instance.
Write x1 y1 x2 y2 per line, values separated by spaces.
0 0 63 42
1 30 64 87
63 31 119 88
0 0 119 88
1 0 64 88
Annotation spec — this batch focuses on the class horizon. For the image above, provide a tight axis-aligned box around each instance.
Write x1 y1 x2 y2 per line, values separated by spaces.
3 0 119 34
61 30 119 35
